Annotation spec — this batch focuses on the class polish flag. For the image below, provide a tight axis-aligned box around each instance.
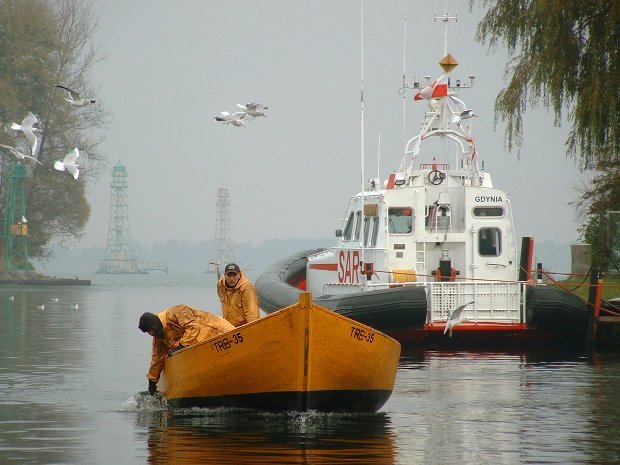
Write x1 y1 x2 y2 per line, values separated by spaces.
414 73 449 101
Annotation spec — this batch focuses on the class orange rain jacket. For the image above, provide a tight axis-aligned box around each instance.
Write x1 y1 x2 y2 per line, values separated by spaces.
146 304 234 382
216 273 260 327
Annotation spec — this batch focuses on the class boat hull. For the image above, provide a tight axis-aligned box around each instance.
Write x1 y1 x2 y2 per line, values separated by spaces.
399 323 583 348
163 294 401 412
257 251 590 348
526 285 589 341
256 249 428 333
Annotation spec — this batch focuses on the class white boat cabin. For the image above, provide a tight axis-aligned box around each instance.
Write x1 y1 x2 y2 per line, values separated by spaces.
306 46 526 325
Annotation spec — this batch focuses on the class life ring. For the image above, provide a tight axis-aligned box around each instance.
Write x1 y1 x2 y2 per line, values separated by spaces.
428 169 445 185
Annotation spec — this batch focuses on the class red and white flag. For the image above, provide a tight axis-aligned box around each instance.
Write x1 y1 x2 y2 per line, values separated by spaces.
414 73 449 101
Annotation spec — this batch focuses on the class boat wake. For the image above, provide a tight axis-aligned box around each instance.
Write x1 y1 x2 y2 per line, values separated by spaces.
120 391 168 412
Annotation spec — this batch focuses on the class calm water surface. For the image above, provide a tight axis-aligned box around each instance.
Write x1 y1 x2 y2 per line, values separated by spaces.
1 273 619 464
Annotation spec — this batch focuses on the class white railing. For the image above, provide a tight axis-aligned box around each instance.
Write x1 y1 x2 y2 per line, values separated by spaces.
325 279 527 323
427 281 526 323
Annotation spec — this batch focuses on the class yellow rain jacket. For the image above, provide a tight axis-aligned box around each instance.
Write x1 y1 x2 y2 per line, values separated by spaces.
217 273 260 327
146 304 234 382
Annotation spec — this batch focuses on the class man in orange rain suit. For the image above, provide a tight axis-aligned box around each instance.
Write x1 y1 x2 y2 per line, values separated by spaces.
216 263 260 327
138 304 234 395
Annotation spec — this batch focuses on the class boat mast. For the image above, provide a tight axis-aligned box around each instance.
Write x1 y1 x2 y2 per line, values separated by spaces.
402 18 407 155
360 0 366 287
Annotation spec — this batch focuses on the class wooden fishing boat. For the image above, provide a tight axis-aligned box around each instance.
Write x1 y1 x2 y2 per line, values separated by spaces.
163 293 401 412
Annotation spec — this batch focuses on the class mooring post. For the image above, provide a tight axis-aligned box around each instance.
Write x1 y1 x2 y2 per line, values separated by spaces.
586 266 599 345
518 237 534 282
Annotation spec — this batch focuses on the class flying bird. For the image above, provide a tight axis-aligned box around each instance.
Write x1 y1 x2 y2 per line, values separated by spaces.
449 96 476 124
53 148 80 179
10 111 41 156
0 143 43 164
214 111 246 127
459 109 477 120
444 301 475 337
236 103 269 118
55 85 96 107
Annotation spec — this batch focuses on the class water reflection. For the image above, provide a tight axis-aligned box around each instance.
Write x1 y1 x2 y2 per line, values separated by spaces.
3 277 620 464
131 404 396 465
390 349 620 464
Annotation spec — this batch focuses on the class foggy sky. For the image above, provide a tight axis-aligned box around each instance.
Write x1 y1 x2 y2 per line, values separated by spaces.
81 0 581 251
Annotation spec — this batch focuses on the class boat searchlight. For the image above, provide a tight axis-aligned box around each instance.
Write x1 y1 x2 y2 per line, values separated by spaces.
394 173 406 186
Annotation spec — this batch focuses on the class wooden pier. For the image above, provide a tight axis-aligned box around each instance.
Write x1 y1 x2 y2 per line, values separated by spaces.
0 277 91 285
594 316 620 350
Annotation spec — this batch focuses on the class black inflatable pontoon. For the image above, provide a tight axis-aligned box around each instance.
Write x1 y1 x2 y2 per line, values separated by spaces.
256 249 428 333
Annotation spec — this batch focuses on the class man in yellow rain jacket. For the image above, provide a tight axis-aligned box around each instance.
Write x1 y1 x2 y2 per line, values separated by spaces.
217 263 260 327
138 304 234 395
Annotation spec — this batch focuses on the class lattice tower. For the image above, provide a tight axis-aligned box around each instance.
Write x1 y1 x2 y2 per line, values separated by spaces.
0 163 31 271
98 161 138 273
211 187 233 268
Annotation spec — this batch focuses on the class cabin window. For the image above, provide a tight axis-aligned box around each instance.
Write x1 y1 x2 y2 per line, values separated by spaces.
362 217 371 246
353 211 362 241
388 207 413 234
478 227 502 256
343 212 355 241
370 216 380 247
473 206 504 217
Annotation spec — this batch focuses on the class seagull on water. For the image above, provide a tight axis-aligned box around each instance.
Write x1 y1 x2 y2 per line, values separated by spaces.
55 85 96 107
69 303 79 310
236 103 269 118
9 296 15 301
10 111 41 156
214 111 246 127
37 304 45 311
53 148 80 179
444 301 474 337
0 143 43 164
51 297 59 302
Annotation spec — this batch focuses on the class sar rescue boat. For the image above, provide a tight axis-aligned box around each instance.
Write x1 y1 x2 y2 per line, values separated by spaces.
256 12 589 347
163 293 401 412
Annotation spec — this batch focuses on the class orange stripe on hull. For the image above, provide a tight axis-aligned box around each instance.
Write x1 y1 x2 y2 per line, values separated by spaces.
308 263 338 271
425 322 529 332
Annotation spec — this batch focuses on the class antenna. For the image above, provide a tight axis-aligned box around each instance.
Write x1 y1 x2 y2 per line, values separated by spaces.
377 128 381 180
360 0 365 282
402 18 407 154
434 4 458 56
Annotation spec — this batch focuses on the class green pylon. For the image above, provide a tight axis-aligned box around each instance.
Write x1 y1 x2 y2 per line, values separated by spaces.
1 163 31 271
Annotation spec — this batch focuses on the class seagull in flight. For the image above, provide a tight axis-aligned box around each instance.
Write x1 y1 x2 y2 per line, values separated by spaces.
10 111 41 156
53 148 80 179
449 96 476 124
0 143 43 164
236 103 269 118
214 111 246 127
444 301 474 337
55 85 96 107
